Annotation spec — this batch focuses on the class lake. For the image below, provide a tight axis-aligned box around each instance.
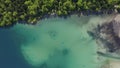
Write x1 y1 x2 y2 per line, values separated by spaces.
0 15 111 68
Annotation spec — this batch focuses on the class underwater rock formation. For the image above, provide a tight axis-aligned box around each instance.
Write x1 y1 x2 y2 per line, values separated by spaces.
88 14 120 53
97 51 120 59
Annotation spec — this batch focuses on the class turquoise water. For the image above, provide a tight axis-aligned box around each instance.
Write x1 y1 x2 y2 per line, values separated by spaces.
0 15 111 68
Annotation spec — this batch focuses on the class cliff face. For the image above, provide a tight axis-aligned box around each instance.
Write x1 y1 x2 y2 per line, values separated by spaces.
88 14 120 53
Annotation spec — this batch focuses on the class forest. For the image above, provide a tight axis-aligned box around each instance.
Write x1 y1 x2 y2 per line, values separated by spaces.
0 0 120 26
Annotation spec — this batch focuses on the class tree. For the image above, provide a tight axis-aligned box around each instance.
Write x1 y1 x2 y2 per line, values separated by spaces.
0 0 120 27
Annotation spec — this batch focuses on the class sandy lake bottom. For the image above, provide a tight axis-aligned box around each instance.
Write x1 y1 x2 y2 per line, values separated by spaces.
0 15 118 68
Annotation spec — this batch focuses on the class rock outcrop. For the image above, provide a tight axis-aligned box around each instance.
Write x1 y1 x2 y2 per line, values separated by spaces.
88 14 120 53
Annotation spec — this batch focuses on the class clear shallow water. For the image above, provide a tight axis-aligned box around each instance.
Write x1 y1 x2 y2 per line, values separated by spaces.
0 15 111 68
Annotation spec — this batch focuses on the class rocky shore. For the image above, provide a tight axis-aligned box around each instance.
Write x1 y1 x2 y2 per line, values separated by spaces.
88 14 120 53
88 14 120 68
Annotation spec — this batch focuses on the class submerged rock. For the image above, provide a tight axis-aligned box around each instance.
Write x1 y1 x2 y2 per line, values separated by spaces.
62 49 69 56
97 51 120 59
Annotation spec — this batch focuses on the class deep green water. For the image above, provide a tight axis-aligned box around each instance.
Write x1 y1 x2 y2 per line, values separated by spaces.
0 15 111 68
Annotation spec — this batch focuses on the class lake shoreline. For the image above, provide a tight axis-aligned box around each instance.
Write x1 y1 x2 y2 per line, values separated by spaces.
0 10 119 29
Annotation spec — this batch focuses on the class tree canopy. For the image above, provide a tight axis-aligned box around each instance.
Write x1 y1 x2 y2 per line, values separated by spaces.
0 0 120 27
